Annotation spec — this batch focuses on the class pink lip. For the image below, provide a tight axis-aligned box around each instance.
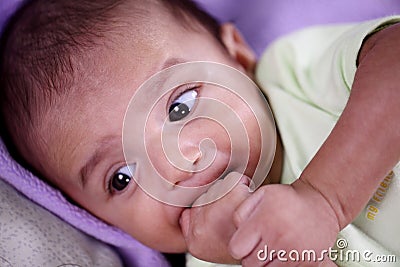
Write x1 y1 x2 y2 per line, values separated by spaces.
175 170 226 188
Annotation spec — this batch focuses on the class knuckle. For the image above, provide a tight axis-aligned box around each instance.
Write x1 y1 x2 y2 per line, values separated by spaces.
190 223 206 241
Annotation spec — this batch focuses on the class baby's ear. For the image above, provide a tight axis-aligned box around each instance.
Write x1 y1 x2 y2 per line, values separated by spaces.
220 23 256 74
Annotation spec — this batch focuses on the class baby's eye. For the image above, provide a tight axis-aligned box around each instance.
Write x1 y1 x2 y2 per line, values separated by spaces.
168 89 198 122
109 164 136 193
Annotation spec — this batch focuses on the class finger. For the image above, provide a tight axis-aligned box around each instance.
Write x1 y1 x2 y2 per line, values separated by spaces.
181 174 251 246
233 187 265 227
193 172 251 207
229 224 261 260
240 240 272 267
243 236 291 267
229 190 275 261
189 175 252 232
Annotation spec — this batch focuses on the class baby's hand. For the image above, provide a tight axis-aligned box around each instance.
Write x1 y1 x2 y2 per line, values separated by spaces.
180 172 252 264
229 179 339 266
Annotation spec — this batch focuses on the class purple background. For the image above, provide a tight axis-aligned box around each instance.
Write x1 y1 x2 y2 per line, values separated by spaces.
196 0 400 56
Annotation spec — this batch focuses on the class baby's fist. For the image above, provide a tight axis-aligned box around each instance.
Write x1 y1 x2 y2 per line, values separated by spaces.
180 172 252 263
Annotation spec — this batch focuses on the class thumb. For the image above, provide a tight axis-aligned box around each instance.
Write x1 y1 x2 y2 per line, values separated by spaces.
232 188 264 228
229 189 265 260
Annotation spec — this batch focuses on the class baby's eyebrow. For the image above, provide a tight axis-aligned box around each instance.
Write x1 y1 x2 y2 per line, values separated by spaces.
161 57 187 70
79 135 121 189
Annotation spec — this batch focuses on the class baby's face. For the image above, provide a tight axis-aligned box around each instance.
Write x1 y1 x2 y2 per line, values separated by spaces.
30 13 268 252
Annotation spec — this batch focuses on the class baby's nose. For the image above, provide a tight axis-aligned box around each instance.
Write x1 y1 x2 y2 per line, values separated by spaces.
178 133 217 171
179 140 203 166
164 143 202 186
161 123 217 173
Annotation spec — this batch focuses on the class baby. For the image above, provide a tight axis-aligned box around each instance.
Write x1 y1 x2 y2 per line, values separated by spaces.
0 0 399 266
0 0 271 257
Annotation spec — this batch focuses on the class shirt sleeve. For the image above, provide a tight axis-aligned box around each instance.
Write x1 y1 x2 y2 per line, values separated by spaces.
257 16 400 118
255 16 400 183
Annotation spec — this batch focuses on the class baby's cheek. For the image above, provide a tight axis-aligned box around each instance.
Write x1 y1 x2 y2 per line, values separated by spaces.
114 190 187 252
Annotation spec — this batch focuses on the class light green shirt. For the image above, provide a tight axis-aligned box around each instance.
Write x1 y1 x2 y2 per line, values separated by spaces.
257 17 400 266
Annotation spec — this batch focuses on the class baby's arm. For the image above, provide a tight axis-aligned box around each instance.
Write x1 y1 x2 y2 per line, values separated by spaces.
299 22 400 232
230 23 400 265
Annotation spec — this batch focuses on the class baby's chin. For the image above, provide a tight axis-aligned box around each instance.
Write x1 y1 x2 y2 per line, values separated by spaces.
162 223 189 253
146 220 188 253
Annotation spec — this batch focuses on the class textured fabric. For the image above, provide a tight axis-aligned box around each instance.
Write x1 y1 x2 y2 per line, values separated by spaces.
257 17 400 266
0 179 124 267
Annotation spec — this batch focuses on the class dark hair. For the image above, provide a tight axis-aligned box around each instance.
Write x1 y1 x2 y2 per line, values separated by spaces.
0 0 220 159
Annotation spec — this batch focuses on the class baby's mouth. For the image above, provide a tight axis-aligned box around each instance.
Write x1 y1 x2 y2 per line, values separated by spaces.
172 167 233 207
187 171 253 208
175 171 227 188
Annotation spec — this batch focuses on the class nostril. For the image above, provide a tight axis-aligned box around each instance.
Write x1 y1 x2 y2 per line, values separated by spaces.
191 151 202 165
